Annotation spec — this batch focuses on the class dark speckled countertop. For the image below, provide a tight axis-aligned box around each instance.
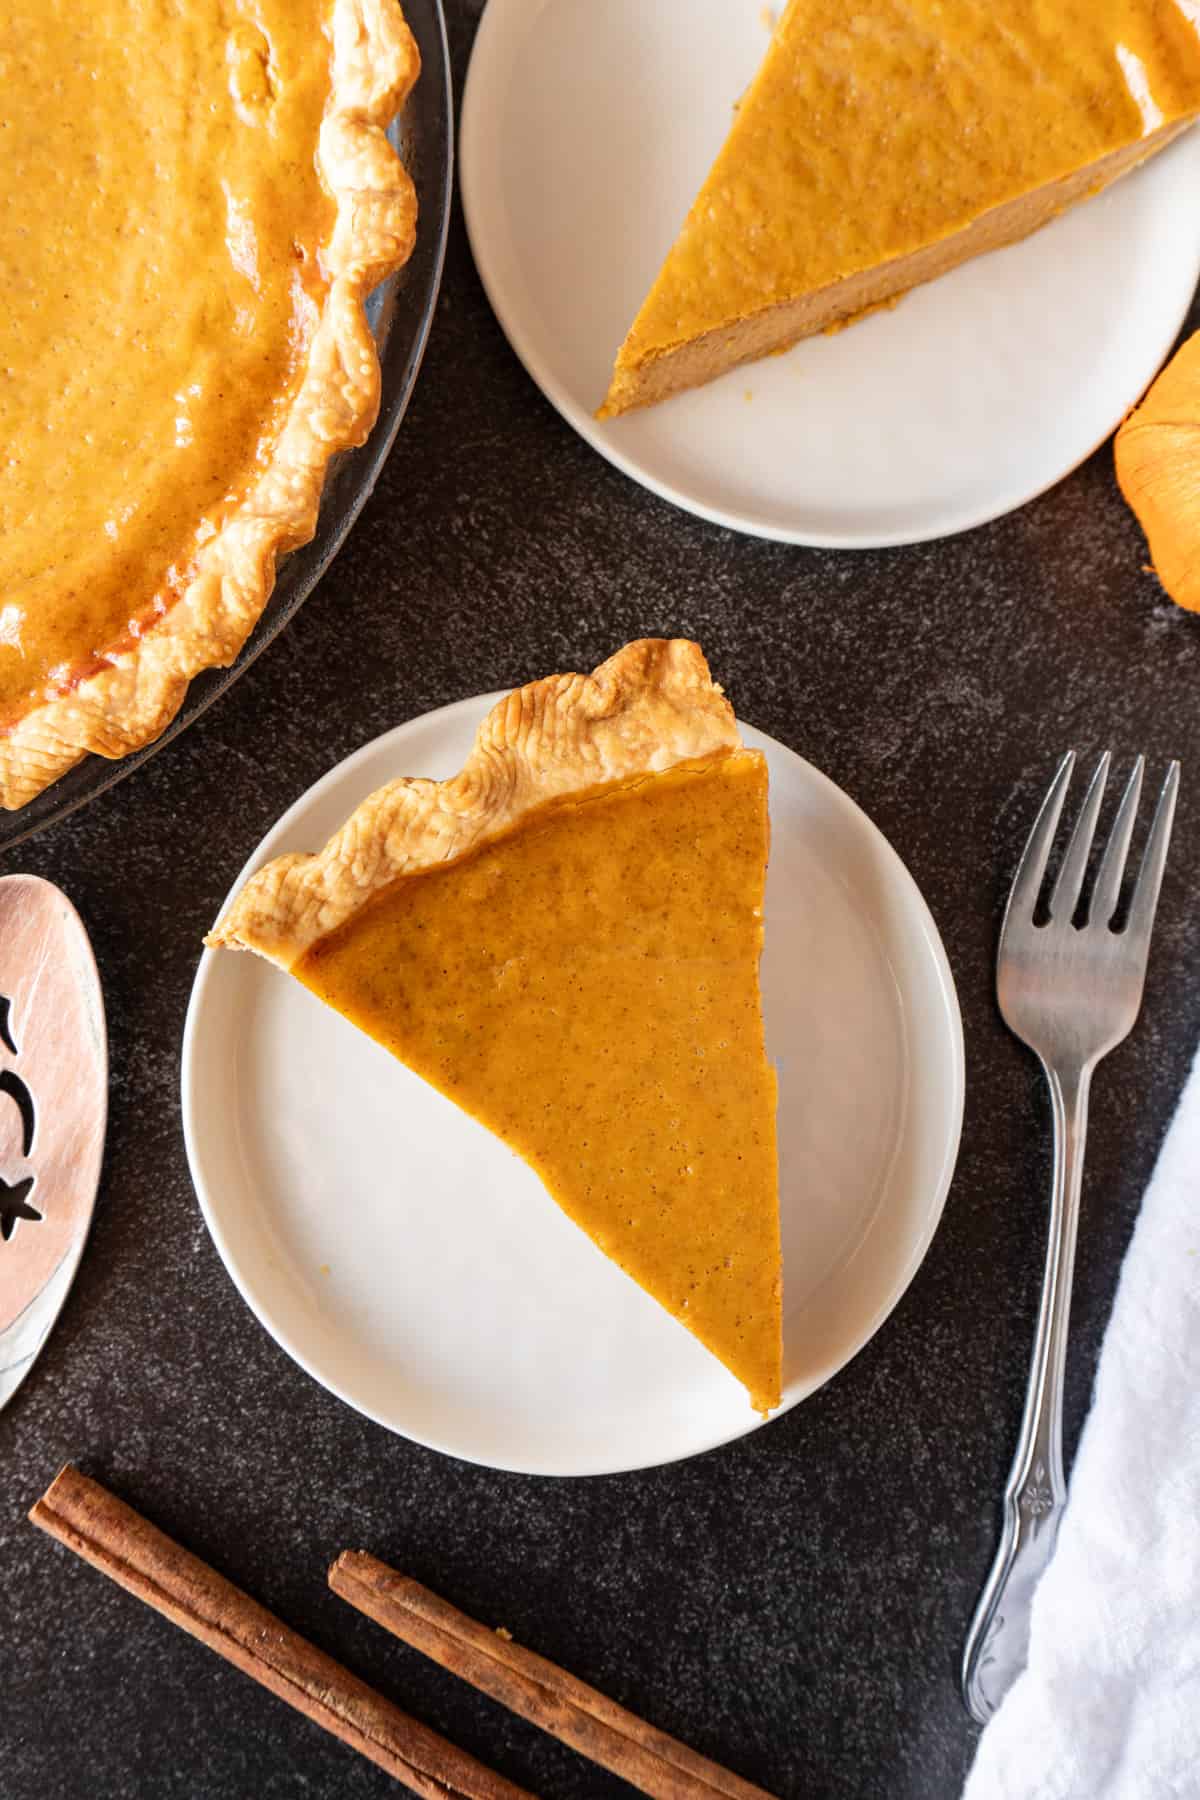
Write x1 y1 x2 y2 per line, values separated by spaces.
4 7 1199 1797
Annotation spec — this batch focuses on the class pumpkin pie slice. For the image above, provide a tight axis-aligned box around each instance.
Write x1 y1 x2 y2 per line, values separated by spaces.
599 1 1200 417
209 640 782 1413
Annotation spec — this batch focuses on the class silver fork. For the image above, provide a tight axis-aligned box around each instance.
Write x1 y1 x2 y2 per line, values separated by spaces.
961 751 1180 1726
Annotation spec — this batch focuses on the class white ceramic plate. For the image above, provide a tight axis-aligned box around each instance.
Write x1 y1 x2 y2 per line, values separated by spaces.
459 0 1200 548
182 698 964 1476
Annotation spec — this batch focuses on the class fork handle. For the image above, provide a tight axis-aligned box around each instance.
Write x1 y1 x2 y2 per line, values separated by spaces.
962 1059 1092 1726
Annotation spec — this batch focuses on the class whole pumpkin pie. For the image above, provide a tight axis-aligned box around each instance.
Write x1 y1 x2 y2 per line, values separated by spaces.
0 0 419 809
209 640 783 1413
599 1 1200 417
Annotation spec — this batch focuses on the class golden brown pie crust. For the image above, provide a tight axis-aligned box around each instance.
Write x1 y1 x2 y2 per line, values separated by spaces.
208 638 742 965
0 0 419 811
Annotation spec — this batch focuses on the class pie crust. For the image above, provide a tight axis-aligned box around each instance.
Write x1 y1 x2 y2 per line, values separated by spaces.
0 0 419 811
208 638 742 964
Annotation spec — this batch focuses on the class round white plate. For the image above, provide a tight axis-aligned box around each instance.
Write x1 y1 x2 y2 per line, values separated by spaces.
182 698 964 1476
460 0 1200 548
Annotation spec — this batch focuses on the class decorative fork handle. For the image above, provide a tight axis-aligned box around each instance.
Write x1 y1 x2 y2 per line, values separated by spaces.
962 1059 1092 1726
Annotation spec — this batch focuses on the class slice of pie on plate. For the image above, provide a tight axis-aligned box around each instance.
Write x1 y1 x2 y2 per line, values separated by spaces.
599 0 1200 417
0 0 419 809
208 640 783 1413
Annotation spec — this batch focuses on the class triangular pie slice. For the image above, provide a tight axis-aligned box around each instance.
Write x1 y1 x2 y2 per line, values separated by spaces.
209 641 782 1412
599 1 1200 417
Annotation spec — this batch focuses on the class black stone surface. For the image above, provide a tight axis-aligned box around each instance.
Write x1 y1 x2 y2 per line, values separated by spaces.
4 8 1198 1796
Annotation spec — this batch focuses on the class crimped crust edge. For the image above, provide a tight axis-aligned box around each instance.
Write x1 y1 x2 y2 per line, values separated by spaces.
208 639 744 968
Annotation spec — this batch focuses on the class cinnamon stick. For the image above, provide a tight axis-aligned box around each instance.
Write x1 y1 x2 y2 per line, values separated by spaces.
330 1552 777 1800
30 1466 532 1800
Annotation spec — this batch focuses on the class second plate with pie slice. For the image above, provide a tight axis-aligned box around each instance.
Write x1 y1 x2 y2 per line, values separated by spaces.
460 0 1200 548
182 693 963 1476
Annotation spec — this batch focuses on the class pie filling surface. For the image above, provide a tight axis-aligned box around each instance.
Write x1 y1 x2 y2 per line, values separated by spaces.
2 1 331 724
297 754 782 1413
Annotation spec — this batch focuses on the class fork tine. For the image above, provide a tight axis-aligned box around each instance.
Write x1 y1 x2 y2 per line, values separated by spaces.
1048 752 1110 923
1124 762 1180 949
1088 756 1144 926
1006 752 1075 923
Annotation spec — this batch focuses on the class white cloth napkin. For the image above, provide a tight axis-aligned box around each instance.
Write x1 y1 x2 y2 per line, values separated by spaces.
964 1046 1200 1800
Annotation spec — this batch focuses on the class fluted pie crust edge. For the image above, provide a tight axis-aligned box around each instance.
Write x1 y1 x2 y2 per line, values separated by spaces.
0 0 419 811
207 639 742 967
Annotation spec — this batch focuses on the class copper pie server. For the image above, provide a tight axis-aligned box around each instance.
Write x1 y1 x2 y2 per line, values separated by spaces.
0 874 107 1412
